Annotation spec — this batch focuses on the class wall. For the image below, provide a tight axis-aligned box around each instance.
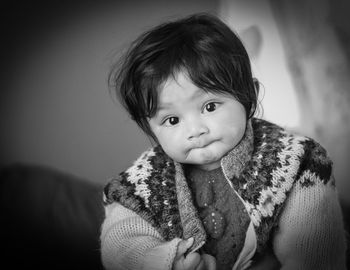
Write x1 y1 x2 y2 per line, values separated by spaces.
269 0 350 205
0 0 218 183
219 0 300 128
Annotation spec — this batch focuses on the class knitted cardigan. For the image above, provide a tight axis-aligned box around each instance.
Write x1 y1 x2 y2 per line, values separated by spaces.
101 118 347 270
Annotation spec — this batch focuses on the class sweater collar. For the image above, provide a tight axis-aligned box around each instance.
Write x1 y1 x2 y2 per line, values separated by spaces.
221 120 254 180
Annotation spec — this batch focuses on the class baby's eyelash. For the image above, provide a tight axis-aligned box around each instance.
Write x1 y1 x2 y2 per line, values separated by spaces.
162 116 179 126
202 101 221 112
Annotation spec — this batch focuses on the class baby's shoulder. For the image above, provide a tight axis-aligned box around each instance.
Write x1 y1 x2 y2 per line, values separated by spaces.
103 145 175 204
123 145 173 177
252 118 330 158
252 118 332 180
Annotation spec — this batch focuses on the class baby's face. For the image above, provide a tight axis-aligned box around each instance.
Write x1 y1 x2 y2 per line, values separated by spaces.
148 72 246 171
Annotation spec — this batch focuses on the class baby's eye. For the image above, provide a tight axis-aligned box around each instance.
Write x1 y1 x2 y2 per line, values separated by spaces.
204 102 217 112
164 116 179 126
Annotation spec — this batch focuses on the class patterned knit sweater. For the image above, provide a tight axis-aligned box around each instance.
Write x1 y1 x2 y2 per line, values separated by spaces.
187 166 251 270
100 118 347 270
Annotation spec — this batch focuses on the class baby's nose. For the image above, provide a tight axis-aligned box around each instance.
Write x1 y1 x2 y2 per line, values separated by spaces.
187 122 209 140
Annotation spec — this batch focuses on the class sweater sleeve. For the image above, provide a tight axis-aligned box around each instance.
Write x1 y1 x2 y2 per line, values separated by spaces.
272 176 347 270
100 202 182 270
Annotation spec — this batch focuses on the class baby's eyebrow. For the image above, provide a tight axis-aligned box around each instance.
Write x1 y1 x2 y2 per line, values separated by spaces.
157 103 171 112
152 104 173 120
157 88 208 111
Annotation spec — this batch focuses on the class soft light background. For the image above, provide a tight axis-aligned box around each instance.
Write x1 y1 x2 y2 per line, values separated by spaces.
1 0 348 202
1 0 217 183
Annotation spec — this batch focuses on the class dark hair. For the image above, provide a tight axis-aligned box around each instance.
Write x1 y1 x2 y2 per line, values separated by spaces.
109 13 259 139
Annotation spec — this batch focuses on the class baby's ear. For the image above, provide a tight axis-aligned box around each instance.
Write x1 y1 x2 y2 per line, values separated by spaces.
239 25 263 60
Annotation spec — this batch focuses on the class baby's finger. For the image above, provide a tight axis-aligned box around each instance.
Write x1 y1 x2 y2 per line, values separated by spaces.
194 258 205 270
176 237 194 257
183 252 201 270
202 254 216 270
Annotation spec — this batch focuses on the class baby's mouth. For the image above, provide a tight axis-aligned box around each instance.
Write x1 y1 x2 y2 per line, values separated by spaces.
192 139 214 149
185 140 217 160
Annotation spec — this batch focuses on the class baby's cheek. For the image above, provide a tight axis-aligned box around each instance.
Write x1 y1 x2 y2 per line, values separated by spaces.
162 144 186 162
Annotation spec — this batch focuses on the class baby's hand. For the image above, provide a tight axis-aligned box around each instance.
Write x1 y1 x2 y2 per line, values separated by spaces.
173 238 217 270
201 254 216 270
173 238 203 270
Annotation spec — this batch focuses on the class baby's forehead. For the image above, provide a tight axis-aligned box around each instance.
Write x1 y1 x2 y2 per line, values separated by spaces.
152 70 235 113
157 88 230 111
158 83 210 104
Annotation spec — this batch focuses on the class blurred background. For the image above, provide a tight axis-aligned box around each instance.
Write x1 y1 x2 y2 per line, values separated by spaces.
1 0 349 268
